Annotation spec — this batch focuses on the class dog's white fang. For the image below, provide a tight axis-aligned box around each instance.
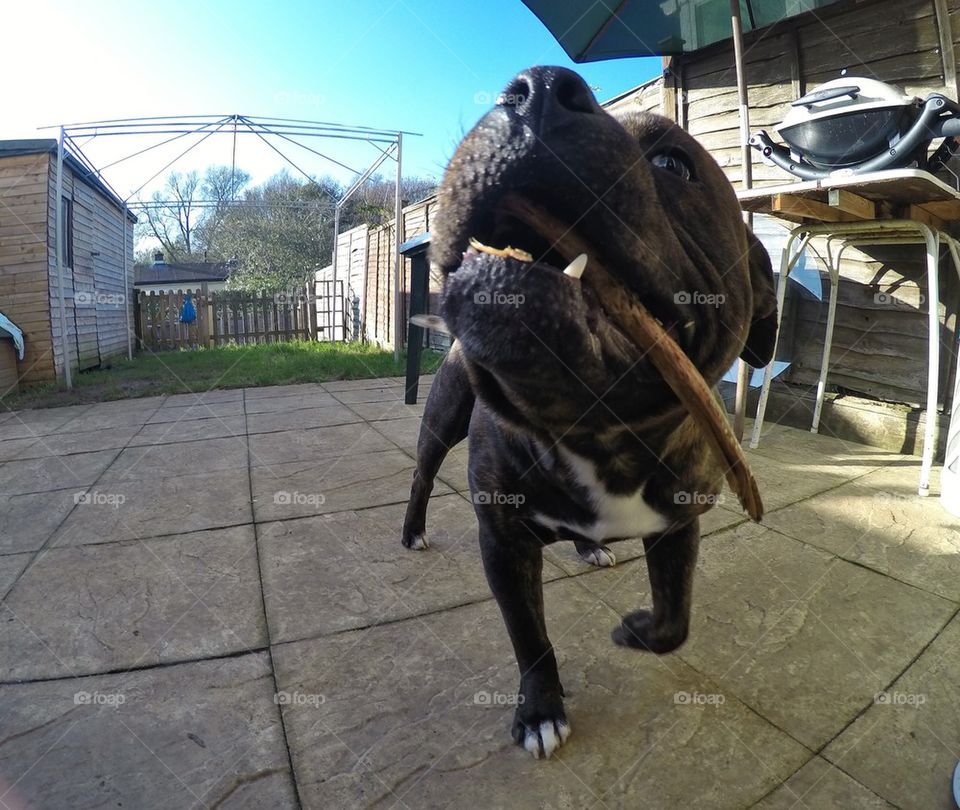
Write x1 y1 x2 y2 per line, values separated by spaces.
563 254 588 279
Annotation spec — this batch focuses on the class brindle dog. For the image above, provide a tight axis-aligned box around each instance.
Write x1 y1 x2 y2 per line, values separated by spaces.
401 66 777 758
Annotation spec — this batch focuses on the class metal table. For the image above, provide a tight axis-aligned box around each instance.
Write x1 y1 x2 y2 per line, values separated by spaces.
737 170 960 496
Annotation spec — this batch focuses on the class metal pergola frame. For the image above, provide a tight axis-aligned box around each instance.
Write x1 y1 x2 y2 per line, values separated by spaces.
47 113 421 386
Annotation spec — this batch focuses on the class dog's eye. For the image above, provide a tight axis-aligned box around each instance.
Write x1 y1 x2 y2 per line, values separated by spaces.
650 153 692 180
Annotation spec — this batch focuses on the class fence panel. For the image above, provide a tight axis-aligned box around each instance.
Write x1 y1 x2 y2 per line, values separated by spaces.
135 287 314 351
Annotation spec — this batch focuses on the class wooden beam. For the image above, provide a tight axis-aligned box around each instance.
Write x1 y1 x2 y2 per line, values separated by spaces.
907 204 947 230
912 199 960 222
828 189 875 220
934 0 959 101
772 193 854 222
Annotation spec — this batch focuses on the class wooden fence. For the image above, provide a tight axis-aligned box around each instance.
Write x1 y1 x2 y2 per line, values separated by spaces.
135 286 315 351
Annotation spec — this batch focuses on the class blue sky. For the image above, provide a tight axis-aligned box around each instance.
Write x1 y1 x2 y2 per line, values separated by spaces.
2 0 661 196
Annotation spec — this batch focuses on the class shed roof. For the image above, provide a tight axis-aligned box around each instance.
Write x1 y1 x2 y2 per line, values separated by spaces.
0 139 137 223
134 261 232 286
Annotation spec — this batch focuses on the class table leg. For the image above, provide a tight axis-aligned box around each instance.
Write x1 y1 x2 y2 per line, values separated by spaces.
750 230 810 449
919 226 940 496
812 241 843 434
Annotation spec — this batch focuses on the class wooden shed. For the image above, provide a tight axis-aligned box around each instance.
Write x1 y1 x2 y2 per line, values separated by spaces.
0 139 135 388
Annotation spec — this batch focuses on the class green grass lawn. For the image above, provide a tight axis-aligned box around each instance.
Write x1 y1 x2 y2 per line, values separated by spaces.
3 341 446 410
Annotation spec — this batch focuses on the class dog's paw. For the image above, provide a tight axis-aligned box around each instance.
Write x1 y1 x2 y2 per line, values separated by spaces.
578 545 616 568
611 609 687 654
401 533 429 550
512 714 571 759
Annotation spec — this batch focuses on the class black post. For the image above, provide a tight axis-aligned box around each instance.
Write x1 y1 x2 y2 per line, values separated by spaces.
400 233 431 404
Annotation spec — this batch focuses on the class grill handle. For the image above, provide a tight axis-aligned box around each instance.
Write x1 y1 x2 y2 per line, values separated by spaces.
791 85 860 108
751 94 959 180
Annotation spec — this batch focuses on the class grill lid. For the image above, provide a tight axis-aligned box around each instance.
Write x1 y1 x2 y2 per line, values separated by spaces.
774 77 919 134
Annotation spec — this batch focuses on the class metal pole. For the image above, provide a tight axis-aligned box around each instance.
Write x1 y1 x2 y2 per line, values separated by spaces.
731 0 752 441
393 132 403 362
55 127 72 389
122 209 132 359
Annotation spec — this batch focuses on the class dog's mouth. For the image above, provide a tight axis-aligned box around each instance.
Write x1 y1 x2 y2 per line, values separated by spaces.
439 191 689 355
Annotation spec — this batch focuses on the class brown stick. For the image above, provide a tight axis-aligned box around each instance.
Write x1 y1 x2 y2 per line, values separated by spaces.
502 196 763 521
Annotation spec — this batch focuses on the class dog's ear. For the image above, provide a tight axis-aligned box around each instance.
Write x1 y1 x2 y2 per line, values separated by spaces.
740 227 778 368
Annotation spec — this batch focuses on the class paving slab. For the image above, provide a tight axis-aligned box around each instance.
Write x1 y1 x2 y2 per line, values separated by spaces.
0 489 79 554
50 467 253 547
162 389 245 405
248 422 395 468
146 400 245 423
130 415 248 446
754 755 897 809
246 404 361 434
344 400 426 421
0 525 266 681
0 652 297 809
271 575 809 809
0 449 118 496
244 392 340 413
330 385 411 404
0 436 39 461
251 449 442 522
244 382 330 399
321 377 405 392
764 462 960 601
0 408 91 440
10 424 142 459
823 611 960 810
599 522 955 750
0 551 31 594
259 494 566 643
101 436 248 482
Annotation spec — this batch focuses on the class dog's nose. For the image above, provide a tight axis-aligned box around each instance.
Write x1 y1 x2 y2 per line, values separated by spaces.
497 66 602 132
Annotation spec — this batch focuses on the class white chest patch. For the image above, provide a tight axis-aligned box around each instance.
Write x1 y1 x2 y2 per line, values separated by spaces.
533 447 668 541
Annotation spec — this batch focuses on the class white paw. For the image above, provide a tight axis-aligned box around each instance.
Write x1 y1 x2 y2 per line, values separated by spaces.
523 719 571 759
407 534 429 550
579 546 616 567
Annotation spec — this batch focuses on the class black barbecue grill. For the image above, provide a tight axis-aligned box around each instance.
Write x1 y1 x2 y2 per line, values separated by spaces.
750 76 960 180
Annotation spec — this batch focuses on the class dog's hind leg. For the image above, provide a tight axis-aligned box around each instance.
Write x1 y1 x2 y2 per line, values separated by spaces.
401 344 473 550
478 523 569 758
611 518 699 653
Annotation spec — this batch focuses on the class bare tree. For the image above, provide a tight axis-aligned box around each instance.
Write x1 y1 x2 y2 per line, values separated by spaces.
138 170 201 261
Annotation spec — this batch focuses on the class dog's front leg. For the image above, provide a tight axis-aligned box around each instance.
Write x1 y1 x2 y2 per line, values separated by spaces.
478 522 570 758
612 518 699 653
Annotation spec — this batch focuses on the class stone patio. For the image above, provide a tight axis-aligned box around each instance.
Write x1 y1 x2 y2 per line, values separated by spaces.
0 377 958 809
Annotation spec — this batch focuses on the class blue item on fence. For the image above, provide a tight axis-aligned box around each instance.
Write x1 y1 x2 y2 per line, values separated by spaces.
180 294 197 324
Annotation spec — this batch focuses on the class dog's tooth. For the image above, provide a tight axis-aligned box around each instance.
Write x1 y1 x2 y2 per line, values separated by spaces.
409 314 450 334
563 254 588 279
